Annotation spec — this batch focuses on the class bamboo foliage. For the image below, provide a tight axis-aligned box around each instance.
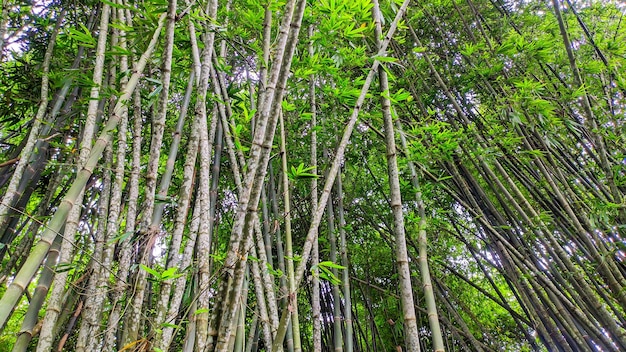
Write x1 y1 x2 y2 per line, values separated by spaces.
1 0 626 351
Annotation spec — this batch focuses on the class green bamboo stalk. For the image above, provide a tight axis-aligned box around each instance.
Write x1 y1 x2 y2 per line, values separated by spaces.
325 182 344 352
395 120 444 351
336 174 353 352
308 24 321 352
11 236 61 352
279 109 303 351
249 242 274 348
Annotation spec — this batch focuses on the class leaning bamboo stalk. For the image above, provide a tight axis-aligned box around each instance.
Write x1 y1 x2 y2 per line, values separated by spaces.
272 1 411 348
0 10 64 340
551 0 621 211
209 1 306 346
233 266 249 352
11 237 61 352
249 241 274 349
268 165 292 348
0 12 167 331
477 134 625 344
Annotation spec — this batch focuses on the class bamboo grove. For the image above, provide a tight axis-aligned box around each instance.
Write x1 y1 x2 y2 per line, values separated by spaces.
0 0 625 350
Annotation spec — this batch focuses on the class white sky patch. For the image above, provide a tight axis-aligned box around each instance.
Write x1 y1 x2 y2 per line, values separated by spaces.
3 0 56 59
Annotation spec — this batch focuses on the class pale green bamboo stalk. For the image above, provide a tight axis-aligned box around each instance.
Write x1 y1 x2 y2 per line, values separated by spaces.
183 275 198 352
233 267 249 352
279 110 302 351
249 243 274 348
11 237 61 352
173 191 203 349
308 25 322 352
245 312 259 352
336 174 353 352
396 120 444 351
325 183 344 352
0 12 167 331
372 1 421 349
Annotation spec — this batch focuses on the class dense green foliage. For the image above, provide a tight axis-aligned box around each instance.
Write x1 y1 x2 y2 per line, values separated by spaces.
1 0 625 351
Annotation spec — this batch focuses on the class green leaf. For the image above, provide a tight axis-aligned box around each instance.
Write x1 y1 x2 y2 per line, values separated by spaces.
161 267 182 280
107 231 133 245
372 55 398 63
289 163 318 180
140 264 161 280
318 260 346 270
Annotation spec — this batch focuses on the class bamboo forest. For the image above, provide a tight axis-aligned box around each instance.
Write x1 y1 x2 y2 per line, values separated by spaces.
1 0 626 350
